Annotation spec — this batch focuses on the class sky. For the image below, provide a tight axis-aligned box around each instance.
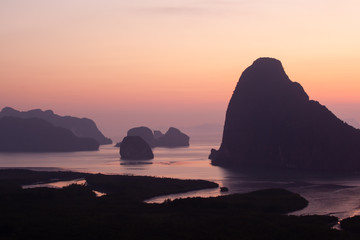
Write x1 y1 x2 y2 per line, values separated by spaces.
1 0 360 140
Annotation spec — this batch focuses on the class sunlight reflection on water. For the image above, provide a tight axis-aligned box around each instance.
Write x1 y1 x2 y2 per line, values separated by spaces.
3 142 360 219
0 143 225 180
22 179 106 197
22 179 86 189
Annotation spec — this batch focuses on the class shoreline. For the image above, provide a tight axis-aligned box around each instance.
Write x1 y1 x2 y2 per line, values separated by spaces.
1 168 360 238
0 168 219 201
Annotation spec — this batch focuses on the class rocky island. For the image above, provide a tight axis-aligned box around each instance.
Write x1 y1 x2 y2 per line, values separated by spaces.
0 116 99 152
0 107 112 145
119 126 190 148
127 126 156 147
210 57 360 171
155 127 190 147
119 136 154 160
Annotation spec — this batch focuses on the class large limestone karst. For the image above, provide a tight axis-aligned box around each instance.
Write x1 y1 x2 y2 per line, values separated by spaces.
0 107 112 145
210 57 360 171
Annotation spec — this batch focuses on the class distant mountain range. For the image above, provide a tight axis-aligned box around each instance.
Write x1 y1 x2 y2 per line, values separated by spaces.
0 116 99 152
210 58 360 171
0 107 112 145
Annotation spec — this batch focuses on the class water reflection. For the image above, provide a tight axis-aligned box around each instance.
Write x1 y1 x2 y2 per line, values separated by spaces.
93 190 106 197
0 144 225 179
217 168 360 220
146 187 224 204
22 179 107 197
148 167 360 221
3 143 360 219
23 179 86 189
118 159 155 173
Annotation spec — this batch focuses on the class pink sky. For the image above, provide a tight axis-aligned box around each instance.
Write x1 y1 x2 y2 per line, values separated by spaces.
1 0 360 140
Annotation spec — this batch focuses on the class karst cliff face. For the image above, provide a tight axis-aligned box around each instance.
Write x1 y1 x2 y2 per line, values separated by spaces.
0 117 99 152
0 107 112 145
120 136 154 160
210 57 360 171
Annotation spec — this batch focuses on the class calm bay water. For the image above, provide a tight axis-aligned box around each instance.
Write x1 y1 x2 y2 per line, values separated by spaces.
1 136 360 221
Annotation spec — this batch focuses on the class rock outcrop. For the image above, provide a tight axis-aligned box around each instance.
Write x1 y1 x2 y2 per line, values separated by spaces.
127 126 155 147
120 136 154 160
121 127 189 148
210 57 360 171
153 130 164 140
0 107 112 145
0 116 99 152
156 127 190 147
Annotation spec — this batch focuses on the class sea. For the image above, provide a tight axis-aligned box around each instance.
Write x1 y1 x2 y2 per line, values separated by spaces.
1 133 360 222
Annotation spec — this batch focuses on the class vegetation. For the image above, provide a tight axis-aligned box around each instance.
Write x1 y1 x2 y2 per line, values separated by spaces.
341 215 360 238
0 169 356 239
86 173 218 202
0 169 89 185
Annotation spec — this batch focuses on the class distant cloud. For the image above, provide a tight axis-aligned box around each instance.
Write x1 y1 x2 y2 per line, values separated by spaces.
136 0 247 16
200 0 241 4
143 6 205 15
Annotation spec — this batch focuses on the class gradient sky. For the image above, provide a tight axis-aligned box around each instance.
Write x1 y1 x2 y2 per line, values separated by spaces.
1 0 360 140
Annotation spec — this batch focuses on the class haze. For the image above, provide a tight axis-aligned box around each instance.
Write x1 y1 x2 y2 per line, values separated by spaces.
1 0 360 140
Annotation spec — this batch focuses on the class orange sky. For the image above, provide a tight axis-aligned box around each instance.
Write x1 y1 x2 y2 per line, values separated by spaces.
1 0 360 139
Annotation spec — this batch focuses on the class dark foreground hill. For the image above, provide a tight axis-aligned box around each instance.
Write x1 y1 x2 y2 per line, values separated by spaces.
210 57 360 171
0 107 112 144
0 116 99 152
0 169 354 240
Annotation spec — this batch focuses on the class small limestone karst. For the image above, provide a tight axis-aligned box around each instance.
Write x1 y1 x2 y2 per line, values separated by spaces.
156 127 190 148
120 136 154 160
127 126 155 147
119 126 190 148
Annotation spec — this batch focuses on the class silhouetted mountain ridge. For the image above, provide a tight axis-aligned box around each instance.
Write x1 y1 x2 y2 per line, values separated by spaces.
0 107 112 145
210 57 360 171
0 116 99 152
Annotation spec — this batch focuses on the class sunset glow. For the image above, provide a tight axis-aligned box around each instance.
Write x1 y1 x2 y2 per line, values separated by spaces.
1 0 360 137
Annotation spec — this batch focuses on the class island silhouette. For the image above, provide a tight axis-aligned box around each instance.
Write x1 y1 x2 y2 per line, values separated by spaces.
0 116 99 152
210 57 360 171
117 126 190 148
120 135 154 160
0 107 112 145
